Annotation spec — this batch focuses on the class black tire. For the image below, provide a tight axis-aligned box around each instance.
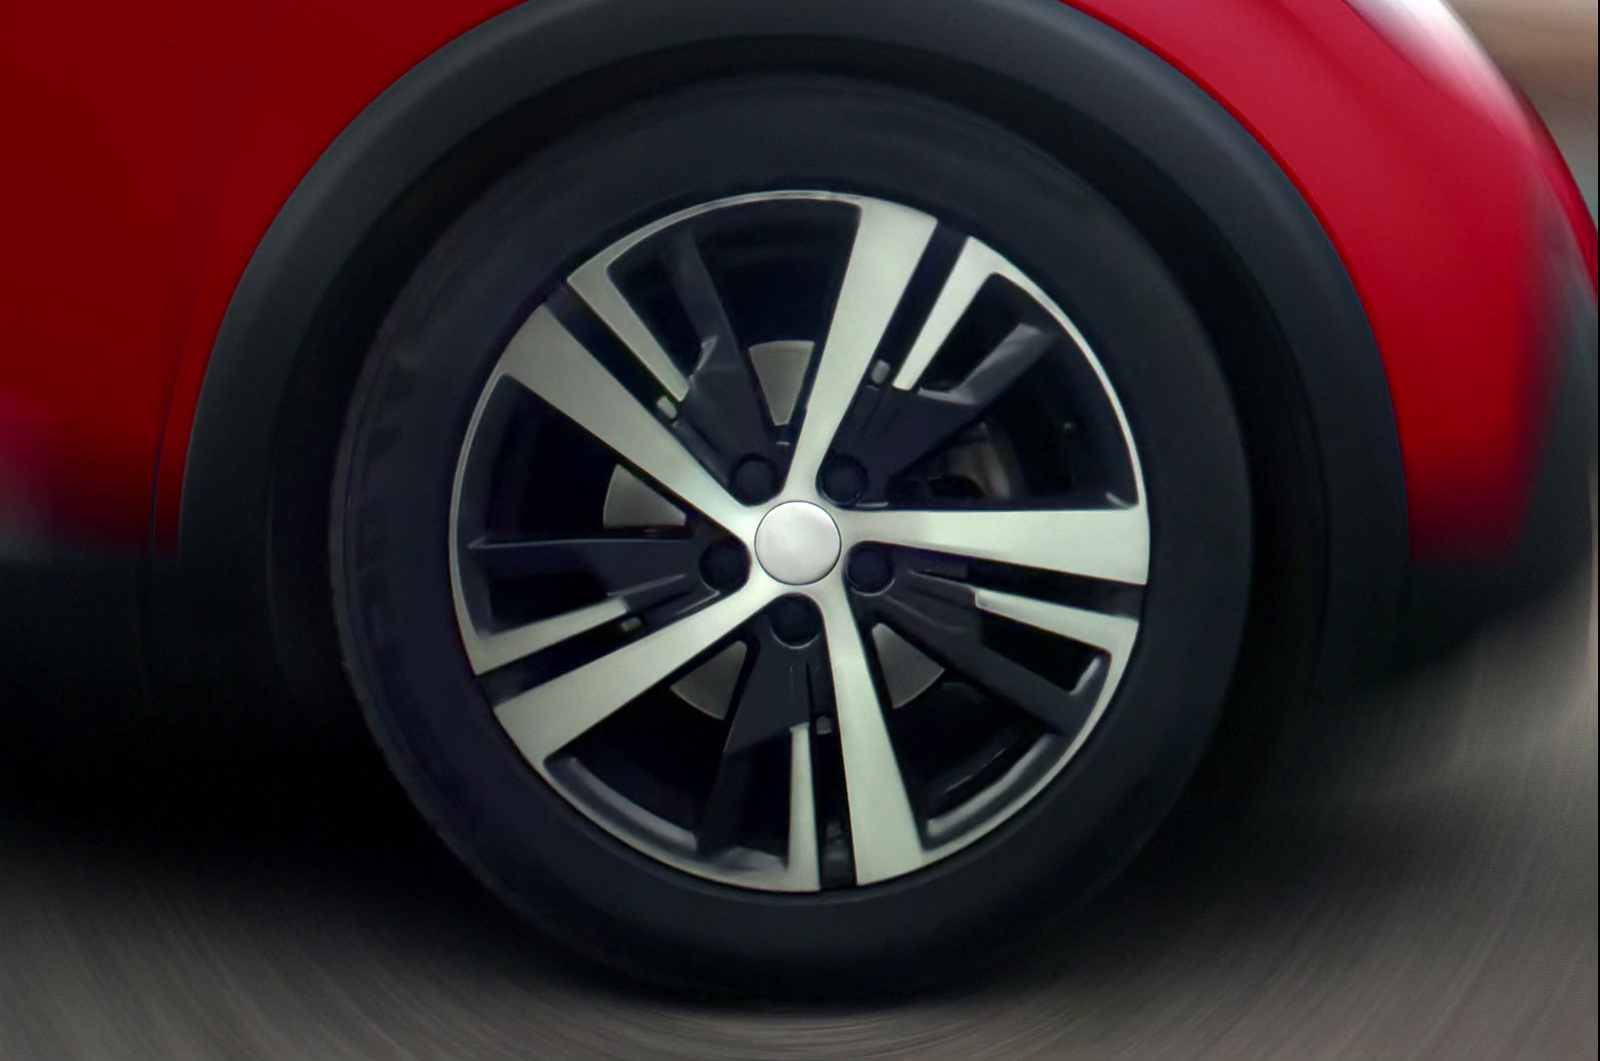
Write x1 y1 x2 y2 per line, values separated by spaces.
332 76 1251 994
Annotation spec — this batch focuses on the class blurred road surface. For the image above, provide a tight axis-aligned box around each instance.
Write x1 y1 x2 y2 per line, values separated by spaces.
2 6 1596 1059
2 559 1592 1060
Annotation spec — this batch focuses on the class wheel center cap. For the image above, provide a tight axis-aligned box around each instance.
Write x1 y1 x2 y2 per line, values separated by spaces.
753 501 842 586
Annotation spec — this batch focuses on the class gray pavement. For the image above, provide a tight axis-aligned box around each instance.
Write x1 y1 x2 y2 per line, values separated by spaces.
1 561 1592 1060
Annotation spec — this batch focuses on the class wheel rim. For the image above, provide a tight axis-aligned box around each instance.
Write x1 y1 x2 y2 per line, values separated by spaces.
448 191 1148 892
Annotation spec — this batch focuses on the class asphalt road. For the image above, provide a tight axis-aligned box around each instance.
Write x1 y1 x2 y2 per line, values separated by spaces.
2 555 1593 1061
3 50 1596 1061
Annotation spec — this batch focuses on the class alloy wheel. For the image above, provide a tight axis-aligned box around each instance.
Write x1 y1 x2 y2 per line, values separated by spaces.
448 190 1148 892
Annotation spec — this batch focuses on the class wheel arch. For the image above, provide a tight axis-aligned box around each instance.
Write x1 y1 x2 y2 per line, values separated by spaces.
153 0 1407 724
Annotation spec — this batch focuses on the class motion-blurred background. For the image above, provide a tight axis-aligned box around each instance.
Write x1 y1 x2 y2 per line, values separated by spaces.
1 3 1594 1059
1458 0 1596 212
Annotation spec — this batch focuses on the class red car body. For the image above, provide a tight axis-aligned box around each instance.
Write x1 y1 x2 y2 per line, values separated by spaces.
1 0 1594 714
1 0 1592 560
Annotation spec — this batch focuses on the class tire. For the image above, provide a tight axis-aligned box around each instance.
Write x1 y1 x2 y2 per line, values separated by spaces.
332 75 1251 994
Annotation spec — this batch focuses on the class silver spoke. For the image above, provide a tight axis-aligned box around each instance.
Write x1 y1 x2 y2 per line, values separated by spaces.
892 236 1009 391
814 581 925 884
495 579 779 766
784 725 821 892
569 254 690 401
463 598 627 676
786 200 938 492
849 504 1150 586
892 234 1083 392
498 307 751 535
973 589 1138 658
974 589 1138 716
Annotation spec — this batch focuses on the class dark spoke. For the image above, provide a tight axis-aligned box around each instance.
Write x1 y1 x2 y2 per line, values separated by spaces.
460 533 728 675
494 581 779 764
830 323 1052 502
858 567 1103 735
470 533 707 593
786 200 939 493
665 230 780 477
696 751 757 855
724 618 832 757
698 616 830 854
495 307 750 534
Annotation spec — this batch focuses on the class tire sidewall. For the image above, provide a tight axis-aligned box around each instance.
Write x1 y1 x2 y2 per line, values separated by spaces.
333 76 1251 989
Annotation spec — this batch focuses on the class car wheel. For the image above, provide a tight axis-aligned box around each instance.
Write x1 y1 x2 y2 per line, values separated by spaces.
331 75 1251 993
